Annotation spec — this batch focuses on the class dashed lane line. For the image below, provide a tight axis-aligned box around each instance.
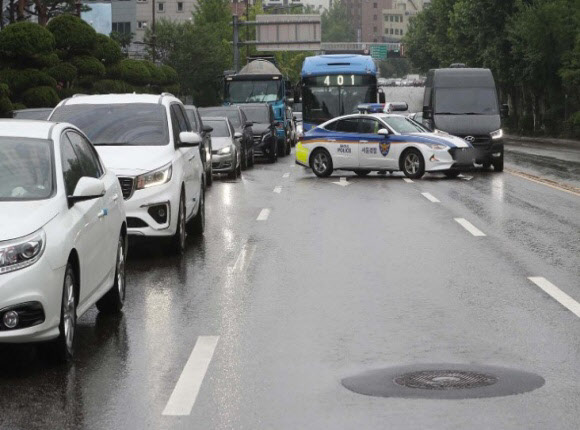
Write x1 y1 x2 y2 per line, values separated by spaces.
528 277 580 318
454 218 486 237
273 186 282 194
421 192 440 203
283 173 290 178
162 336 220 416
257 208 270 221
403 178 414 183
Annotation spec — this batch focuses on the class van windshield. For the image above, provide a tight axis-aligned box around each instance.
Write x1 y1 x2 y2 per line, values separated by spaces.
434 88 498 115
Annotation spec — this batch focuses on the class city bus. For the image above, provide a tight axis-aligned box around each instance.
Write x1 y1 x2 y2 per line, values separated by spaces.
300 54 379 132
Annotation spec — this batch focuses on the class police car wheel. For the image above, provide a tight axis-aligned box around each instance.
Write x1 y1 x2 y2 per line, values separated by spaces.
401 149 425 179
355 170 370 177
311 149 333 178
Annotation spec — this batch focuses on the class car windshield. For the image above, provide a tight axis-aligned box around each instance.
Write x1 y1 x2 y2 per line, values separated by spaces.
50 103 169 145
205 120 230 137
200 109 241 127
434 88 499 115
0 137 53 201
225 80 282 103
382 116 429 134
241 107 269 124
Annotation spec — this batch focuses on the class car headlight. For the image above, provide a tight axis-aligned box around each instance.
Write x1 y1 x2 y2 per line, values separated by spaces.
0 229 46 275
426 143 448 150
490 129 503 140
296 123 303 136
136 163 172 190
218 146 232 155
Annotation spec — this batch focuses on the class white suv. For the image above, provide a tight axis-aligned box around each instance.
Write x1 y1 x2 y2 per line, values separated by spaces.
51 94 205 254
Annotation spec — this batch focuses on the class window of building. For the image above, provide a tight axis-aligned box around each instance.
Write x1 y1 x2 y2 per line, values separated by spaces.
373 2 377 7
158 2 164 11
390 16 394 22
373 14 377 20
136 0 146 3
137 21 147 30
177 1 183 11
112 21 131 35
390 28 393 34
373 26 377 33
400 29 403 35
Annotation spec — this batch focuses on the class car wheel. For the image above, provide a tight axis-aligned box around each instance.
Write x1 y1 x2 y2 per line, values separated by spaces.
269 142 277 163
96 234 126 314
227 158 237 179
186 185 205 236
493 154 504 172
401 149 425 179
237 152 242 177
51 263 77 362
482 162 491 170
241 146 248 171
354 170 371 177
310 148 333 178
206 164 213 186
285 139 291 155
248 149 255 167
444 170 461 179
277 139 285 158
168 193 186 255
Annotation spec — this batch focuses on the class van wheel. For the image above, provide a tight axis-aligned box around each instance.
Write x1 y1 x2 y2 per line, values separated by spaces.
401 149 425 179
186 185 205 236
168 193 186 255
311 149 333 177
96 234 126 314
51 263 77 362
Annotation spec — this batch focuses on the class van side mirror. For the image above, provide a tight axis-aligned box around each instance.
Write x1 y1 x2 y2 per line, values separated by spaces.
423 107 433 120
500 104 509 118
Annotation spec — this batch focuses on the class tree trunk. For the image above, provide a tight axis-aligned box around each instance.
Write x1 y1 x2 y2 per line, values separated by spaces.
16 0 24 21
8 0 15 23
33 0 47 25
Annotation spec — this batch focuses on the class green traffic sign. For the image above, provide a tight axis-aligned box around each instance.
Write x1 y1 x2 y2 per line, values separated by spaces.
370 45 388 60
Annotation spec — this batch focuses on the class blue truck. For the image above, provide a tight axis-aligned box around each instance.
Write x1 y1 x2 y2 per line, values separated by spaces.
224 59 291 157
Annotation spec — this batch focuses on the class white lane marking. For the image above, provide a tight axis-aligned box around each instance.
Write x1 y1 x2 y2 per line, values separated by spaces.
332 177 350 187
421 192 440 203
403 178 414 183
528 277 580 318
460 175 473 181
162 336 220 416
290 164 296 168
229 242 257 274
273 186 282 194
283 173 290 178
454 218 486 237
257 208 270 221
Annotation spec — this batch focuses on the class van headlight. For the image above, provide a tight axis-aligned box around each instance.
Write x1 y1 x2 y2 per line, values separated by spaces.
490 129 503 140
0 229 46 274
136 163 172 190
218 146 232 155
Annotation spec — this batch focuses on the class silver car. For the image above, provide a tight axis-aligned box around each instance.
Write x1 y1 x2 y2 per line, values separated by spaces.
204 117 242 180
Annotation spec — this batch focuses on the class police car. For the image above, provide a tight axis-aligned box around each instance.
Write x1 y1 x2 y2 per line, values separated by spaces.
295 113 474 179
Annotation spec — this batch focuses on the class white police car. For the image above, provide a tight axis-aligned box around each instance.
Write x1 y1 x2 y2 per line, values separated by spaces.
295 113 474 179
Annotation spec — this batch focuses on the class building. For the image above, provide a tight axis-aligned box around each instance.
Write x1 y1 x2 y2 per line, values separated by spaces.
134 0 198 42
382 0 429 42
361 0 392 43
82 0 137 38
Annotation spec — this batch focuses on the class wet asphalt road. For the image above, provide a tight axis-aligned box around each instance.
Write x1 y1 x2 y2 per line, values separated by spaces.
0 145 579 430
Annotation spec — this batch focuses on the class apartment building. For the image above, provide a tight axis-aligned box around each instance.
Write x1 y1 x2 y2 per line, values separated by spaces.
382 0 429 41
134 0 198 41
361 0 392 43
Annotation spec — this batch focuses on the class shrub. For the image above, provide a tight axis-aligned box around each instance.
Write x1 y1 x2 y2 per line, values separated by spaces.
47 15 97 56
57 86 84 100
142 60 165 86
47 63 78 85
106 63 122 80
11 102 27 110
159 64 178 85
0 83 9 98
0 22 55 62
92 79 131 94
162 84 180 96
0 96 13 117
0 69 57 94
21 86 60 108
119 59 151 86
93 34 123 66
70 56 106 77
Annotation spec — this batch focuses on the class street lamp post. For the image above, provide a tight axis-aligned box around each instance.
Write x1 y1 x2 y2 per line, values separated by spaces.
151 0 157 62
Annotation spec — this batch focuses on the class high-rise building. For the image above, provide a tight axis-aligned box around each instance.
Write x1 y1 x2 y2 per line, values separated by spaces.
134 0 199 42
381 0 428 42
361 0 392 43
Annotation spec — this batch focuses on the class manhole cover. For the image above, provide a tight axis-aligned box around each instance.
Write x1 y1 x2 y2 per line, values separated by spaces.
394 370 497 390
342 364 544 399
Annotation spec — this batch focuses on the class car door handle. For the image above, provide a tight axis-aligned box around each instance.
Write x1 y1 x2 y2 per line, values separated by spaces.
188 154 196 161
98 209 108 219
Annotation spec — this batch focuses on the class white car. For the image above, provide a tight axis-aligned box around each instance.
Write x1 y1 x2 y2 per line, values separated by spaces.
50 94 205 254
295 113 475 179
0 120 127 361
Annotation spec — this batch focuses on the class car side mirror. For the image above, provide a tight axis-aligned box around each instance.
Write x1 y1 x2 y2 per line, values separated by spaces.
179 131 202 147
245 121 253 128
378 128 390 136
202 125 213 133
423 107 433 120
68 177 105 205
234 131 243 139
500 104 509 118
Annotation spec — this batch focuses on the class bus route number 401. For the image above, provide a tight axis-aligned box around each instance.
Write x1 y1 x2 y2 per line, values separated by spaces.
323 75 356 86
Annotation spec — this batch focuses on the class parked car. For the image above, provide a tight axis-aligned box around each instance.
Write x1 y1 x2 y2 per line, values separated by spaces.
184 105 214 186
50 94 205 254
203 117 242 180
12 108 52 120
238 103 278 163
0 120 127 361
198 106 254 170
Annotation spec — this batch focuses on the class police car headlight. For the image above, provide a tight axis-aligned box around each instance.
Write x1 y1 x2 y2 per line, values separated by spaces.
490 129 503 140
426 143 448 150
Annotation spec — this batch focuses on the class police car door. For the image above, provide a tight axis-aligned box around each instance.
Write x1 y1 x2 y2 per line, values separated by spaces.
326 117 360 169
358 117 391 169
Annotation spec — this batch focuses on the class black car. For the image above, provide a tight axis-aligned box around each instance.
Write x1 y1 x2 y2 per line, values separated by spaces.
238 103 277 163
185 105 214 186
199 106 254 170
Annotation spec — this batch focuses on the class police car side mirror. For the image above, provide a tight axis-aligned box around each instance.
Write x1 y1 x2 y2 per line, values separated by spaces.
378 128 390 136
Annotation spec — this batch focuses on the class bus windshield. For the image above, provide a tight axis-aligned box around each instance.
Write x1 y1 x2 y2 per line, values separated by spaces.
302 75 377 124
225 80 282 103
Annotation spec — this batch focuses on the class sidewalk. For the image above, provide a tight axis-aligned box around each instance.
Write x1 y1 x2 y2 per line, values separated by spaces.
505 134 580 148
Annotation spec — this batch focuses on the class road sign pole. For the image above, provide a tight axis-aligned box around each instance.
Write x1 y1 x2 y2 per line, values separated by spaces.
233 15 240 73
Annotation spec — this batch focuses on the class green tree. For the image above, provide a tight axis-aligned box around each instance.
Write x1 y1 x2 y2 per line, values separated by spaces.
321 0 355 42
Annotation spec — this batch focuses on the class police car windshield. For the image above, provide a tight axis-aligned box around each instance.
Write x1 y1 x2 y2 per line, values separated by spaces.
382 117 428 134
